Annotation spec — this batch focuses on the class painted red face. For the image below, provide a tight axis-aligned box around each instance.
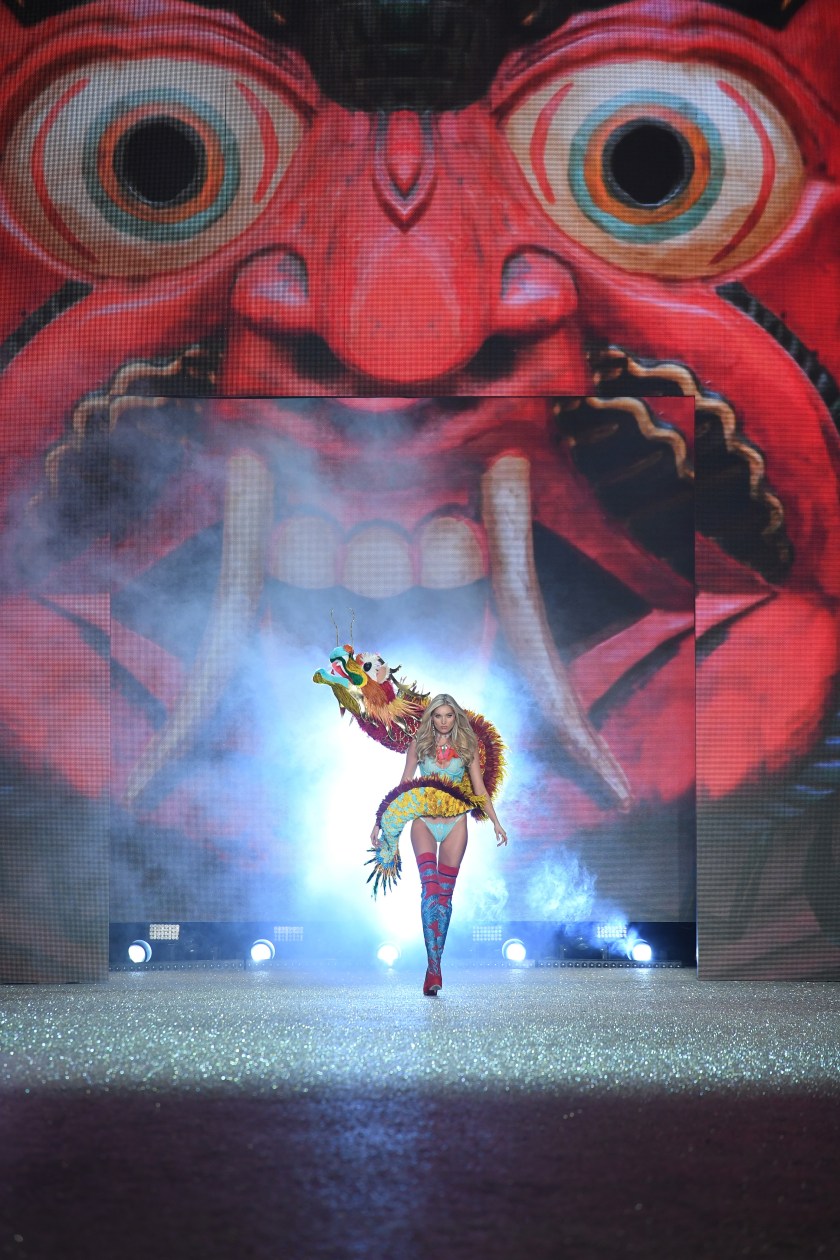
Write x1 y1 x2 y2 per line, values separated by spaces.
0 0 838 870
1 3 836 405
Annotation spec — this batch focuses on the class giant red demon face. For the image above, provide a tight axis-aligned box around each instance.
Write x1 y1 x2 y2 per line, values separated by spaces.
0 0 838 940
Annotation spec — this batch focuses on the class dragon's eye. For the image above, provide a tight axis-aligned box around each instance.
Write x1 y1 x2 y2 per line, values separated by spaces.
2 57 303 277
505 60 805 278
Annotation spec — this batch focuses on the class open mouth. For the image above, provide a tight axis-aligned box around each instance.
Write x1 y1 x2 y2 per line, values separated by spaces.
41 342 790 810
43 337 790 583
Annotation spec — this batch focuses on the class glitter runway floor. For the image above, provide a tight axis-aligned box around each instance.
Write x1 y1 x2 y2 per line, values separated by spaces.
2 965 839 1259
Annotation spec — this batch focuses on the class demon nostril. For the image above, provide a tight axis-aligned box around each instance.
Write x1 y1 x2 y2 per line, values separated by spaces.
232 249 311 330
270 252 309 305
465 335 518 381
501 248 575 304
501 253 536 302
287 334 344 382
499 248 578 331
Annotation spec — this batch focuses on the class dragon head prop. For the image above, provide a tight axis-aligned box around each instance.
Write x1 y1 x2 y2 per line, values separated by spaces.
313 644 428 749
314 640 507 795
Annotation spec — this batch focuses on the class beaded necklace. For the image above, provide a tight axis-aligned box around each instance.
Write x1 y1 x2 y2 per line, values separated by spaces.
435 738 458 765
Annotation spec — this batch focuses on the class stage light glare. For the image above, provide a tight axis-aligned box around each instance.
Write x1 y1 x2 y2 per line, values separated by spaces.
250 939 276 963
630 940 653 963
502 938 527 963
377 943 401 967
128 940 152 965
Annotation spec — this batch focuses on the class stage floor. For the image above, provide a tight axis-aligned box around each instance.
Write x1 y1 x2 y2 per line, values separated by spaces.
2 966 839 1258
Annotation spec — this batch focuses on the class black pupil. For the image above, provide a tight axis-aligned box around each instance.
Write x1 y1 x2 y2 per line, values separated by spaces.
114 117 207 207
604 121 693 208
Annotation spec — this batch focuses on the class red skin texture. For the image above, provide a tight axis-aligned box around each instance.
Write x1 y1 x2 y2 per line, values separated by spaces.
0 0 837 838
0 596 109 796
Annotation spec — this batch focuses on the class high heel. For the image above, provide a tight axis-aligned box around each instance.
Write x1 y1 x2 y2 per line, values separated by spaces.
423 965 442 996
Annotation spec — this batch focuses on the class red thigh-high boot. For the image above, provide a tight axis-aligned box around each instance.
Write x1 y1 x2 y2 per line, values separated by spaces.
417 851 443 996
436 863 460 978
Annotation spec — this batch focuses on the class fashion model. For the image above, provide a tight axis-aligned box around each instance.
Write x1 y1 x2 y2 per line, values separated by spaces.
371 694 507 995
314 643 509 994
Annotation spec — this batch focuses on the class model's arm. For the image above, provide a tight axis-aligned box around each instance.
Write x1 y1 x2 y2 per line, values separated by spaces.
370 740 419 846
468 753 508 847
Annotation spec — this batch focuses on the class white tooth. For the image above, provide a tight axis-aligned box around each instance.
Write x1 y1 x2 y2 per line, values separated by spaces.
267 514 341 588
418 515 486 588
481 454 632 808
124 449 272 805
342 524 414 598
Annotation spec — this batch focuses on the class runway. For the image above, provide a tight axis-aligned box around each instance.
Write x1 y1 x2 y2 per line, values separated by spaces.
2 965 839 1258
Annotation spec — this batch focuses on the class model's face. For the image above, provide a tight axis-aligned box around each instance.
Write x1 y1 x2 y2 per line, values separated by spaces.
432 706 456 735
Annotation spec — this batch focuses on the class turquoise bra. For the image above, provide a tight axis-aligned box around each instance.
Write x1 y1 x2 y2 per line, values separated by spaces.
419 755 466 781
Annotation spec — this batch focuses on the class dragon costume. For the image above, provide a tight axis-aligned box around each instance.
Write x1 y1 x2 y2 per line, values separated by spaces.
314 644 506 895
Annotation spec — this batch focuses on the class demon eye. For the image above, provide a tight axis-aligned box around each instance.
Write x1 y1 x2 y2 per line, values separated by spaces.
2 58 303 277
505 61 805 278
604 119 694 207
114 116 208 207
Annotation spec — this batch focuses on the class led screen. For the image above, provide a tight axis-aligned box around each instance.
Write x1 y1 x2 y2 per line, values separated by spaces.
0 0 838 979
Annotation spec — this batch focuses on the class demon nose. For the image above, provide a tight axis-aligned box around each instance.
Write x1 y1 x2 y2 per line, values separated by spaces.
336 236 486 382
225 243 582 391
229 240 486 384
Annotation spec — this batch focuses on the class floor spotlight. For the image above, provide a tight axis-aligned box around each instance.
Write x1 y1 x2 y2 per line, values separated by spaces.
376 943 401 967
128 940 152 965
630 940 654 964
502 938 527 963
250 939 276 963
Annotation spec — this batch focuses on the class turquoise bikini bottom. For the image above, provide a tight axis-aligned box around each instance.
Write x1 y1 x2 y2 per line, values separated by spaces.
425 818 459 844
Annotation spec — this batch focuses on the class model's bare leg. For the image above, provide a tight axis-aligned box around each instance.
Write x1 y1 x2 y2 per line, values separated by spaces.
410 818 437 862
438 817 467 870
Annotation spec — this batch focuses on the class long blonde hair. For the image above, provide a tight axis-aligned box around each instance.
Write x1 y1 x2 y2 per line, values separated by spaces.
415 694 478 765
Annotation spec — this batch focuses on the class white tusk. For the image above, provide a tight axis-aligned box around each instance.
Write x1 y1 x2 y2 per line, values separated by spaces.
124 449 273 805
481 454 632 807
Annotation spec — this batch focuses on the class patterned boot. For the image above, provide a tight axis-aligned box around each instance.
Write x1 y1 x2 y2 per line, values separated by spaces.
417 852 443 995
436 863 460 979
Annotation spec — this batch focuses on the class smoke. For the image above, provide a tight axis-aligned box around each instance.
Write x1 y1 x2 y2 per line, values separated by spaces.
4 392 640 950
465 872 509 922
525 853 598 922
